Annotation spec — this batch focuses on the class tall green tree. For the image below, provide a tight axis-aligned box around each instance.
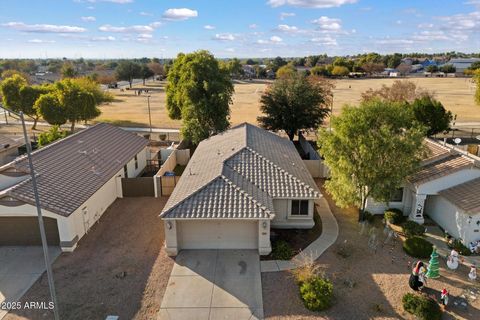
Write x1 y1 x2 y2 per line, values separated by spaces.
115 61 142 88
0 74 47 129
166 50 234 144
409 96 453 136
258 74 332 140
140 64 154 85
475 71 480 106
319 100 426 221
61 62 78 78
34 93 66 126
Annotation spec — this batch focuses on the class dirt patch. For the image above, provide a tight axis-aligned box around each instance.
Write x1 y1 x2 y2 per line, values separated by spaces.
5 197 173 320
262 180 480 319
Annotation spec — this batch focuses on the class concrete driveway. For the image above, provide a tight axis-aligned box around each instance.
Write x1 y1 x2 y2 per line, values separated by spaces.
159 250 263 320
0 246 60 319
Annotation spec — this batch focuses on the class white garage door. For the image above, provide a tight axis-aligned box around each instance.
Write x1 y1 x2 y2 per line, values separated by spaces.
177 220 258 249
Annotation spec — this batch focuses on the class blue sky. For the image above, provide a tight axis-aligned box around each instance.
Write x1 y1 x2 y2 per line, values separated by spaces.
0 0 479 58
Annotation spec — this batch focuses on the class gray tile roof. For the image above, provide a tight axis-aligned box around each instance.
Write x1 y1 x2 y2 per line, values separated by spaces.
160 123 319 220
423 139 451 163
3 123 148 216
439 177 480 213
408 154 474 186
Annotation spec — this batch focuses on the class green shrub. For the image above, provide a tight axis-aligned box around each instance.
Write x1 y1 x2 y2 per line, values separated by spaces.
402 220 425 238
271 240 294 260
299 276 333 311
384 208 404 225
448 238 471 256
402 293 442 320
403 236 433 258
38 125 69 147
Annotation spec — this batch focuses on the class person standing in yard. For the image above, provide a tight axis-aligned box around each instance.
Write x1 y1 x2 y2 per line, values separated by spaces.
409 261 426 291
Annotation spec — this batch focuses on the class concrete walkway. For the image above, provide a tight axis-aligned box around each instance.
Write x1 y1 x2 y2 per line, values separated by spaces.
0 246 61 320
159 250 263 320
424 226 480 266
260 196 339 273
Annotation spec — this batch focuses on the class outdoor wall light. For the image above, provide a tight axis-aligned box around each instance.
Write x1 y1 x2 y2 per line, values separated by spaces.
166 221 173 230
262 221 268 229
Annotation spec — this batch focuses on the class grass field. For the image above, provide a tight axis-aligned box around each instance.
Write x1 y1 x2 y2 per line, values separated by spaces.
96 77 479 129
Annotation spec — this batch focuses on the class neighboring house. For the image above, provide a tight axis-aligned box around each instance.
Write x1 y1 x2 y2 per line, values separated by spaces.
366 139 480 244
0 123 148 251
0 135 24 166
160 123 321 256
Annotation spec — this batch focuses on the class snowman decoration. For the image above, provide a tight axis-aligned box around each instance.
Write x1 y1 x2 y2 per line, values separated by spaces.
446 249 459 270
469 264 477 281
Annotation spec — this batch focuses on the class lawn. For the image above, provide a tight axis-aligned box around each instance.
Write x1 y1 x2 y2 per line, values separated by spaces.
5 197 173 320
262 179 480 319
95 77 479 130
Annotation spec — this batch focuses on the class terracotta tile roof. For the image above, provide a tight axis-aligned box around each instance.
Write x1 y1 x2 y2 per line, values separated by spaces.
5 123 148 216
408 154 474 186
423 139 450 162
160 123 319 220
439 177 480 213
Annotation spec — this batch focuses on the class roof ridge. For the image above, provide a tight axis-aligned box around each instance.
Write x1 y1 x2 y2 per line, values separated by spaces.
245 147 316 195
219 174 272 215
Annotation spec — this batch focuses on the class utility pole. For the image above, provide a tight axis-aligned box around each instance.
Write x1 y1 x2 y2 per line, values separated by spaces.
19 112 60 320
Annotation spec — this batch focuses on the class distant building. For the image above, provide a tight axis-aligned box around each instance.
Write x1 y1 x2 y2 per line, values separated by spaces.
447 58 480 75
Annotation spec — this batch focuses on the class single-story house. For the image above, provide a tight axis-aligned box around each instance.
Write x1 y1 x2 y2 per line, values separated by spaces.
0 135 24 166
446 58 480 75
366 138 480 244
160 123 321 256
0 123 148 251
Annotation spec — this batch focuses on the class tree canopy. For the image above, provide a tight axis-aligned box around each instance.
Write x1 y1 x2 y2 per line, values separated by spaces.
331 66 349 77
361 80 432 104
140 64 154 85
409 96 453 136
475 71 480 106
115 61 142 88
258 74 333 140
276 64 297 79
319 99 426 221
166 50 234 144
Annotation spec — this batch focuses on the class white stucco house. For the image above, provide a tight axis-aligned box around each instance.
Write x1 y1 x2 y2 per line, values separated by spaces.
160 123 321 256
366 138 480 244
0 123 148 251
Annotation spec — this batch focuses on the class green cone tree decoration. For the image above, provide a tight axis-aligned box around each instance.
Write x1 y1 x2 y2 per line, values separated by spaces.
426 246 440 279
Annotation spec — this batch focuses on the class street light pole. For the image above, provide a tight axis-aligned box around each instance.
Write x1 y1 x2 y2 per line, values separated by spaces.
147 95 153 136
19 112 60 320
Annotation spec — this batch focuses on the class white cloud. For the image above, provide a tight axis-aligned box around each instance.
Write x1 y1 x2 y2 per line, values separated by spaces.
375 38 415 45
418 23 434 28
98 24 154 33
137 33 152 39
91 35 116 41
437 11 480 31
81 16 96 22
213 33 235 41
2 21 86 33
276 24 299 33
139 11 153 16
280 12 295 20
412 31 449 41
270 35 283 42
267 0 357 8
311 16 342 31
249 24 258 29
225 48 235 52
204 25 215 30
27 39 56 43
256 39 269 44
310 35 337 45
162 8 198 21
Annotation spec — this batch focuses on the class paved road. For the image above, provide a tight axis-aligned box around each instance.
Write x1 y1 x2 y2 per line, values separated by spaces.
0 246 61 319
159 250 263 320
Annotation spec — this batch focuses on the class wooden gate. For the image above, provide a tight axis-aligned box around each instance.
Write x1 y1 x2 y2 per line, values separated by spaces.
121 177 155 197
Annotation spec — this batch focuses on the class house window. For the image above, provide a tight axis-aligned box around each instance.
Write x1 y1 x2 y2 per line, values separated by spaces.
390 188 404 202
123 165 128 178
134 155 138 170
291 200 309 216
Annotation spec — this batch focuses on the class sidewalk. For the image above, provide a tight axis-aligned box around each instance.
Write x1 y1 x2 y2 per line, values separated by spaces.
260 195 339 273
424 225 480 266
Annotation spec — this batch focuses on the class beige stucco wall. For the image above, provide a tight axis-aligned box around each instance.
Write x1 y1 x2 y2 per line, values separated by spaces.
271 199 315 229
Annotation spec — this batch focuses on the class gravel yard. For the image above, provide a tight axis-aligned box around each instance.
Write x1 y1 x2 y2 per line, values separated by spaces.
4 197 173 320
262 180 480 320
